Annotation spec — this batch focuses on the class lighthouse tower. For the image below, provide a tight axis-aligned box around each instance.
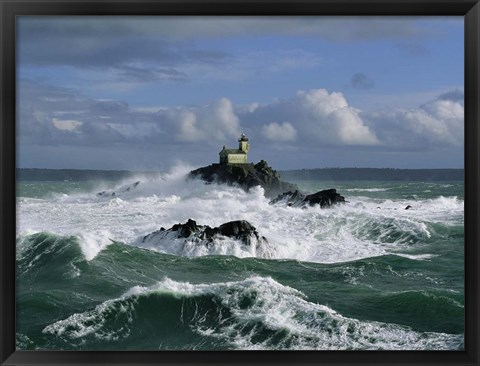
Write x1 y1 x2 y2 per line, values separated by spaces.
219 134 250 164
239 133 250 153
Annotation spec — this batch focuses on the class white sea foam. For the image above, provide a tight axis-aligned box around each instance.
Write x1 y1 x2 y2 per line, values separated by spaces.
78 230 115 261
346 188 391 192
135 229 274 259
17 165 464 262
394 253 438 260
42 276 463 350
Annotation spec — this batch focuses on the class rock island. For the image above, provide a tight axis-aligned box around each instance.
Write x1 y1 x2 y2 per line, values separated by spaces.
188 134 345 207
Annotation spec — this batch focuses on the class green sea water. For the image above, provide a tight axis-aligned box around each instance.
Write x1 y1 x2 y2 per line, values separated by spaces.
16 175 464 350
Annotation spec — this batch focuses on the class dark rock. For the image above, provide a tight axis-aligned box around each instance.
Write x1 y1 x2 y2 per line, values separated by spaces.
124 181 140 192
97 181 141 197
141 219 267 248
218 220 267 245
188 160 297 198
270 188 345 208
304 189 345 208
97 191 115 197
170 218 199 238
405 205 412 210
269 190 305 206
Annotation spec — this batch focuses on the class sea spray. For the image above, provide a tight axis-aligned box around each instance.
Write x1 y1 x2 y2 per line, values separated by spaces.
16 236 464 350
41 276 463 350
17 168 463 263
16 174 464 350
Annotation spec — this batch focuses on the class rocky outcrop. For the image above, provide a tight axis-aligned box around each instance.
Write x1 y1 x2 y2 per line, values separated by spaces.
270 189 345 208
141 219 267 247
97 181 140 197
304 189 346 207
188 160 298 198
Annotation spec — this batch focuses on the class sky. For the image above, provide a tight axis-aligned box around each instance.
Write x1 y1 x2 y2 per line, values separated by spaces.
16 16 464 170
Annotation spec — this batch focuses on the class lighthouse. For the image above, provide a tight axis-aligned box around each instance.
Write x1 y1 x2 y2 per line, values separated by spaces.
219 134 250 164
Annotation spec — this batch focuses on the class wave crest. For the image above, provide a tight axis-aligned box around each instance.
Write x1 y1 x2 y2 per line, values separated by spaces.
42 276 463 350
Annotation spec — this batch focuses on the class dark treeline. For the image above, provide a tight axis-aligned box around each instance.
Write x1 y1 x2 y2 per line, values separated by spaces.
16 168 161 181
279 168 464 182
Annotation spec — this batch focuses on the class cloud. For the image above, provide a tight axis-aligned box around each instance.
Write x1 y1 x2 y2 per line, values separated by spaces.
173 48 322 84
51 118 83 131
262 122 297 141
17 16 458 75
114 65 188 82
16 82 382 149
351 73 375 90
17 80 464 169
405 97 464 146
243 88 464 153
168 98 241 142
241 88 379 146
18 80 242 148
19 16 453 45
297 89 380 145
361 90 464 149
436 89 464 102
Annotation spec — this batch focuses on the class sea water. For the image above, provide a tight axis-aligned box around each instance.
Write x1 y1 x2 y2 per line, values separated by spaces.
15 166 464 350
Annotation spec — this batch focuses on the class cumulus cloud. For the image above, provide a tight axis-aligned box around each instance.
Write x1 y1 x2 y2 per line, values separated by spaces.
262 122 297 141
18 80 464 169
361 90 464 149
244 88 464 152
17 83 382 149
241 88 379 146
404 97 464 146
297 89 380 145
169 98 241 142
18 81 242 148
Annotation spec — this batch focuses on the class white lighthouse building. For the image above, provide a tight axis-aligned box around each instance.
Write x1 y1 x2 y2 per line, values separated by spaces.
219 134 250 164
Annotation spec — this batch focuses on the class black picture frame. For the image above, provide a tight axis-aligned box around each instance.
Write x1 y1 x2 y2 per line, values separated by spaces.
1 1 479 365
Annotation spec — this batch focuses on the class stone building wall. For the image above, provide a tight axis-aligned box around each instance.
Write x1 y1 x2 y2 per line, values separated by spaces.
227 154 247 164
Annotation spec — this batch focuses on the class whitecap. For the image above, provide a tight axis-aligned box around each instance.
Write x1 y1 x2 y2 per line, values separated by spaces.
42 276 464 350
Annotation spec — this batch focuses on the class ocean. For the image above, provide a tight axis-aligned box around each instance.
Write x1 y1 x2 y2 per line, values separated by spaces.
15 166 464 350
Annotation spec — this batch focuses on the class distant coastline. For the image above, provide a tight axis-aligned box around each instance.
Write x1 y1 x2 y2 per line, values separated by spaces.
16 168 160 182
279 168 464 182
17 167 464 182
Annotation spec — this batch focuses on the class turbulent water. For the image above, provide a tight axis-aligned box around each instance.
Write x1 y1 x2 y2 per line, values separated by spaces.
16 166 464 350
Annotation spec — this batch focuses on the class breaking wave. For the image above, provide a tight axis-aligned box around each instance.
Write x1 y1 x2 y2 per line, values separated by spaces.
17 165 463 264
42 276 463 350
